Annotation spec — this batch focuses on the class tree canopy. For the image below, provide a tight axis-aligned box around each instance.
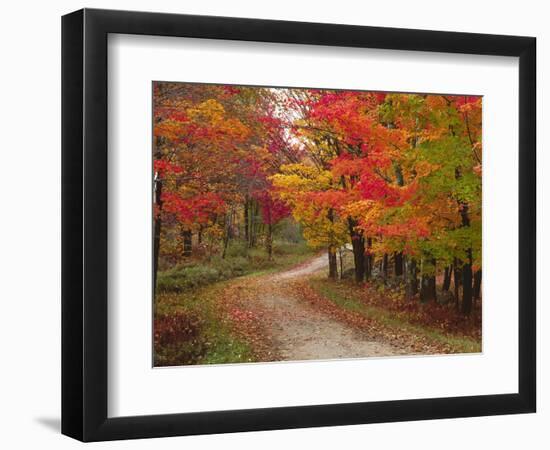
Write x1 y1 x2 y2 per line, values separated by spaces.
153 82 482 314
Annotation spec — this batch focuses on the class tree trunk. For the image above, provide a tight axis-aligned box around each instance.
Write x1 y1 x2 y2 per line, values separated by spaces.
443 265 452 291
244 197 249 243
348 218 365 283
265 202 273 259
420 258 436 303
429 264 437 300
153 176 162 292
339 249 344 280
461 250 473 315
327 208 338 279
473 269 482 302
247 199 256 248
382 253 389 283
153 121 164 292
222 213 231 259
453 258 461 311
365 237 373 280
405 257 418 300
249 201 258 248
393 163 404 279
328 248 338 279
266 222 273 260
182 229 192 257
420 274 436 302
227 210 235 240
460 202 473 316
394 251 403 277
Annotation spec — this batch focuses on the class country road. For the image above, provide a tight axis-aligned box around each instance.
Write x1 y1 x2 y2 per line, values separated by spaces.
224 254 403 362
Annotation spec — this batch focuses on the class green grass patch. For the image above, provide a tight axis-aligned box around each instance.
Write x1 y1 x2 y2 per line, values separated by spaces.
154 283 256 366
310 279 481 354
154 241 316 366
157 240 315 293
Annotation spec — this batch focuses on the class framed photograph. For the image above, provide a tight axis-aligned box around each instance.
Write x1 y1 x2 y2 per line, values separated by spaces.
61 8 536 441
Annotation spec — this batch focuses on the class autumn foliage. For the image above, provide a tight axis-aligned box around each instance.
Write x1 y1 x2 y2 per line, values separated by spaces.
153 82 482 316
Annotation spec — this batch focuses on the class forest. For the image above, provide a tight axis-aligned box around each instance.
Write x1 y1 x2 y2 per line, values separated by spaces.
153 82 482 366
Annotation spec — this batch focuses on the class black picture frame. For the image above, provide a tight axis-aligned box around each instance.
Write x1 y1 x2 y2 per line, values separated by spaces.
61 8 536 442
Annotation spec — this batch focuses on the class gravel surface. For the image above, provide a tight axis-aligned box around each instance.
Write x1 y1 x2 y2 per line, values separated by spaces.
237 254 402 362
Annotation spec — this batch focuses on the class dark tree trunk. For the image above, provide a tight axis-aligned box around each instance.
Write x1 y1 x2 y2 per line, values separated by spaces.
405 257 418 300
394 251 403 277
182 229 192 257
153 119 164 292
365 237 373 280
266 220 273 261
453 258 461 311
411 260 418 296
348 218 365 283
351 237 366 283
328 248 338 279
222 214 231 259
462 250 473 315
420 274 436 303
404 256 411 298
249 201 258 248
420 275 429 302
420 258 436 303
227 211 235 240
327 208 338 279
460 202 473 316
265 203 273 260
197 226 203 245
393 163 405 280
443 265 452 291
473 269 482 301
462 262 473 315
153 177 162 292
382 253 389 282
244 197 249 243
394 163 404 186
429 267 437 300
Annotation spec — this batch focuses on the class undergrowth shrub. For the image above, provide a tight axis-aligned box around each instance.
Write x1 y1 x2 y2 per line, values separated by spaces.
154 312 205 366
156 241 313 293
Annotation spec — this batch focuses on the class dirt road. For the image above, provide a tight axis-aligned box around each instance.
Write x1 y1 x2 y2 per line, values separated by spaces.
225 254 402 362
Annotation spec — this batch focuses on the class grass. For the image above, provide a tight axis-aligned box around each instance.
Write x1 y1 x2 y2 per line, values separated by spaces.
154 240 317 366
154 283 256 366
310 278 481 354
156 240 315 293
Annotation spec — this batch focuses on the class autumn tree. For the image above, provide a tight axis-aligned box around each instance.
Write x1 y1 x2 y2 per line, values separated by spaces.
153 82 482 316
